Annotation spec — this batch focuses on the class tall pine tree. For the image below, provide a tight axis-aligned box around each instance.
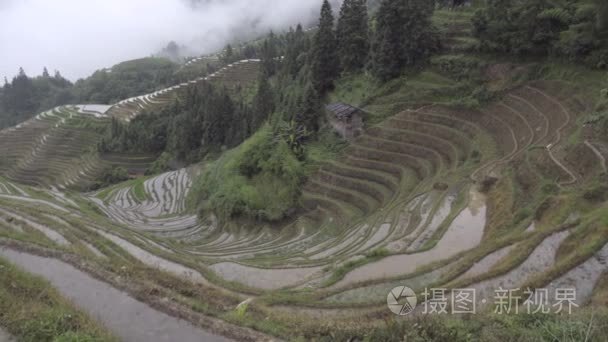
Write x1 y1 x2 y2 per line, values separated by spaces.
283 25 309 79
370 0 403 81
399 0 436 66
261 32 279 77
252 75 274 132
297 83 322 133
370 0 437 81
311 0 339 94
337 0 369 73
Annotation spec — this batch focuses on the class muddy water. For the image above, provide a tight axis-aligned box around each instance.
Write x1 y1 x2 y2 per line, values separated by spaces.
331 189 487 289
471 230 570 303
97 230 207 284
454 244 516 282
0 249 231 342
0 328 14 342
543 242 608 305
327 261 457 304
358 223 391 252
309 224 369 260
407 194 456 252
210 262 322 290
0 209 69 246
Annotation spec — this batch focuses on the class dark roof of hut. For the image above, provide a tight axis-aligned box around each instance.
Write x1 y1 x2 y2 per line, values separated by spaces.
326 103 359 121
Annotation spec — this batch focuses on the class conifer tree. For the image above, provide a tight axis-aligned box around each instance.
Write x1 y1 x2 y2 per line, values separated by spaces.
297 84 322 133
370 0 403 81
337 0 369 73
252 75 274 131
261 32 278 77
370 0 437 81
284 24 308 79
311 0 339 94
222 44 234 64
398 0 436 66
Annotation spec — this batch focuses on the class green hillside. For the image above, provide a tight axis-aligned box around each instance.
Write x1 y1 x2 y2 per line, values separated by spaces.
1 0 608 341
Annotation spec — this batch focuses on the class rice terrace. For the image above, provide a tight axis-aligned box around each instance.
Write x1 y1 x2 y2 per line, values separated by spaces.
1 0 608 341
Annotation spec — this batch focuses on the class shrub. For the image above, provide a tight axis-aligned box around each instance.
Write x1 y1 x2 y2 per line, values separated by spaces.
583 184 608 203
146 152 171 175
90 166 129 190
190 126 305 222
432 55 483 80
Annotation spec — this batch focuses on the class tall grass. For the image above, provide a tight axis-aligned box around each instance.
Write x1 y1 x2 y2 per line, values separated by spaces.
0 257 116 341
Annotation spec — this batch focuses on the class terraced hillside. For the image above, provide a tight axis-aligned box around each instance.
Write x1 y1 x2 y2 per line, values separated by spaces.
0 106 110 190
3 0 608 337
2 70 608 339
0 58 264 191
1 7 606 336
106 59 261 121
0 106 160 190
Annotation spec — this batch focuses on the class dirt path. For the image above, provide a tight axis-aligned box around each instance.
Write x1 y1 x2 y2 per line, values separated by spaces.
584 140 608 173
525 86 579 185
547 147 579 185
0 248 233 342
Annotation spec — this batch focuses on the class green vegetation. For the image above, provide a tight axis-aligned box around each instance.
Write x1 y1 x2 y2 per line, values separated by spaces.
310 0 340 94
185 0 449 222
190 126 305 221
0 256 116 341
473 0 608 67
321 309 608 341
96 166 129 189
99 81 255 163
3 1 608 341
72 58 178 104
0 58 180 129
370 0 438 81
0 68 72 129
337 0 369 73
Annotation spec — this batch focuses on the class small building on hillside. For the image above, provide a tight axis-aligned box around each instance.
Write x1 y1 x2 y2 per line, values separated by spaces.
326 103 364 140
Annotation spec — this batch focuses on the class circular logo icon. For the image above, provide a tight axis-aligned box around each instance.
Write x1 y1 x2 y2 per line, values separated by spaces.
387 286 417 315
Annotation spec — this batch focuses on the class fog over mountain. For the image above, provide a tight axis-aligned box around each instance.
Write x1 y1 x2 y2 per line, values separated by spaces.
0 0 328 81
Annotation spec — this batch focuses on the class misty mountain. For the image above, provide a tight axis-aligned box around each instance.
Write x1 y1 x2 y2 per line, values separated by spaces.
0 0 332 81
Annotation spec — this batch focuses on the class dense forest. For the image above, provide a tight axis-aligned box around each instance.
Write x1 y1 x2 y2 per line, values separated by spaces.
0 68 72 128
98 82 260 162
473 0 608 67
0 58 180 129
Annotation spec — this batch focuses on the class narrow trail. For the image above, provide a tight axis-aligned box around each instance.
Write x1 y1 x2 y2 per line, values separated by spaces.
584 140 608 173
525 86 579 186
547 147 579 186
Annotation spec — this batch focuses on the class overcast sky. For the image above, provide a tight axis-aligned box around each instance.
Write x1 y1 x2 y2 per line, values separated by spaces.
0 0 326 81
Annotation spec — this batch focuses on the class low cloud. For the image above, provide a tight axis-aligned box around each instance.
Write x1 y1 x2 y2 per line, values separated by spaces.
0 0 326 81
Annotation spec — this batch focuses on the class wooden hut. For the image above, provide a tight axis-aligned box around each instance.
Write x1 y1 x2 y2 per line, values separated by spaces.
326 103 364 140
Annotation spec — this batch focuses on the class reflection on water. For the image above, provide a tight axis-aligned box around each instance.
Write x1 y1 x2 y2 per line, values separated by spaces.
331 188 487 289
0 249 231 342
